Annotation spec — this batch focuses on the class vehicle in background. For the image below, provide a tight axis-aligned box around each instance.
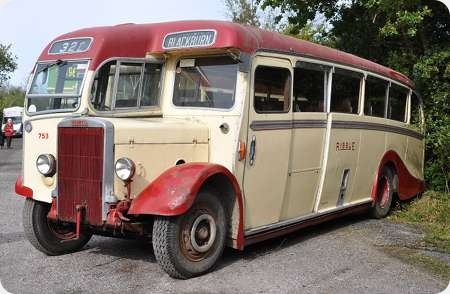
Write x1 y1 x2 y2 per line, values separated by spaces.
2 106 23 137
16 20 425 279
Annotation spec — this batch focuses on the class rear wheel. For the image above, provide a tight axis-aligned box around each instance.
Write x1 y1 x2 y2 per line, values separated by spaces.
371 166 394 219
23 199 92 255
152 191 227 279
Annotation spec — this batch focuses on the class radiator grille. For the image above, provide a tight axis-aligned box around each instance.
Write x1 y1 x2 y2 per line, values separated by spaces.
57 127 104 225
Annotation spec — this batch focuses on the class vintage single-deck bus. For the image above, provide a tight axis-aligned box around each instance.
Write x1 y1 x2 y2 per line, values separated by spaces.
16 20 425 279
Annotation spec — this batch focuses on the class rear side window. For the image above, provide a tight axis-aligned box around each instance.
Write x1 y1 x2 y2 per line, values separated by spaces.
364 77 387 118
388 84 408 122
254 66 291 113
410 92 423 130
330 69 361 114
293 64 326 112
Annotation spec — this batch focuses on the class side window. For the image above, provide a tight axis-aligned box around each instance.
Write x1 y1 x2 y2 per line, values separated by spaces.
293 65 326 112
410 92 423 130
388 84 408 122
254 66 291 113
115 63 142 108
141 63 162 107
364 76 387 118
91 61 116 111
92 60 163 111
330 69 361 114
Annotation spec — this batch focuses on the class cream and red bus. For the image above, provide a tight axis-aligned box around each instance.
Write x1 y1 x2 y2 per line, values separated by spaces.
16 20 425 279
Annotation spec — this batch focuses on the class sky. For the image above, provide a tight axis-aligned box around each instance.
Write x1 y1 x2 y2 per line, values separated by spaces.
0 0 227 87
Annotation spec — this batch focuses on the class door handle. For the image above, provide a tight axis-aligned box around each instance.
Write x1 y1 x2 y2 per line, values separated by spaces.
249 135 256 166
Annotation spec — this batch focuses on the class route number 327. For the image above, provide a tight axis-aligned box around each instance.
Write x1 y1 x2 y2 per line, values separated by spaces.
38 133 49 140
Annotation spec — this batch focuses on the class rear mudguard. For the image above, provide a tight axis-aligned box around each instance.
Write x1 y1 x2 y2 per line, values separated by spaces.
128 163 244 249
371 150 425 201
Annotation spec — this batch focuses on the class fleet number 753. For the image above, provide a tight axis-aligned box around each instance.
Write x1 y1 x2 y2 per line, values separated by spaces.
38 133 49 139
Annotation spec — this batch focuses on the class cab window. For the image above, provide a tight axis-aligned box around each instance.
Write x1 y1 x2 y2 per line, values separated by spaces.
92 60 162 111
173 56 238 109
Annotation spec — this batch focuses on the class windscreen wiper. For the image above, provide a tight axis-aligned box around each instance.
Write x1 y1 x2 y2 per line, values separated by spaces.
35 59 67 75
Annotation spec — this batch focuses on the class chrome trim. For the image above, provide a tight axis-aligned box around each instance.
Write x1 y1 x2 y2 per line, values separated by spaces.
245 199 373 236
58 117 114 221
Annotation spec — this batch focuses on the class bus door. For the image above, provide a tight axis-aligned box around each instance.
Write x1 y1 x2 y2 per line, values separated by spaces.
317 68 363 211
280 62 329 220
243 57 292 229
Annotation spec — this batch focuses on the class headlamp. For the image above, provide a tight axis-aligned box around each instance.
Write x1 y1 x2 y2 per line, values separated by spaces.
36 154 56 177
115 157 135 181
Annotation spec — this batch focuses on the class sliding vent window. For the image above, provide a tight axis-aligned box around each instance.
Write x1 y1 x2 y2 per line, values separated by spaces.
293 64 327 112
330 69 361 114
141 64 162 107
364 77 387 118
388 84 408 122
115 63 142 108
173 56 238 109
254 66 291 113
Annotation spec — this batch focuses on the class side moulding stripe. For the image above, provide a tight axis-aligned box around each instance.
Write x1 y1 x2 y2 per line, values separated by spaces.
249 119 423 140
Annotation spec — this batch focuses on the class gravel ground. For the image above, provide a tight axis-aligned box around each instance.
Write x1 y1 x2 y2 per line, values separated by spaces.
0 139 448 293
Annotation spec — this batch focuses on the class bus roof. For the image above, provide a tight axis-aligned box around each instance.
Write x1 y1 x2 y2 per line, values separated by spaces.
37 20 414 88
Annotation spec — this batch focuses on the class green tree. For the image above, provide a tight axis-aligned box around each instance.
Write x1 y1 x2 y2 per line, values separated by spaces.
0 87 25 122
0 44 17 87
225 0 260 26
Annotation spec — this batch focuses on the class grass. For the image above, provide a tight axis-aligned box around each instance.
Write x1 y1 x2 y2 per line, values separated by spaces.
382 246 450 280
389 190 450 254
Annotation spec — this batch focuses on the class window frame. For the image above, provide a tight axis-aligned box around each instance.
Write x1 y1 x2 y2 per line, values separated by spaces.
363 75 389 118
293 61 330 113
89 57 164 113
171 55 240 111
25 59 90 116
386 81 409 123
329 67 364 115
253 64 292 114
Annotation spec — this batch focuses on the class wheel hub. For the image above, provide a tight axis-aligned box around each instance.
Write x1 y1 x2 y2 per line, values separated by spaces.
190 214 216 253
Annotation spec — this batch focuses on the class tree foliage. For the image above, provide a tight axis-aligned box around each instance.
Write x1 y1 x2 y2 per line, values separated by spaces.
225 0 260 26
0 87 25 117
0 44 17 87
259 0 450 191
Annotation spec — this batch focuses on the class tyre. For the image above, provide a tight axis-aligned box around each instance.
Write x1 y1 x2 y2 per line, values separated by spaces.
152 191 227 279
23 199 92 255
371 166 394 219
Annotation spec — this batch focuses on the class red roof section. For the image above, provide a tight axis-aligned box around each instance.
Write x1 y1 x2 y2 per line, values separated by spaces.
38 20 414 88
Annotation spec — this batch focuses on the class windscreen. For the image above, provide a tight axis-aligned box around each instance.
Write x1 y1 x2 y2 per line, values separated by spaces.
173 56 238 109
27 61 88 114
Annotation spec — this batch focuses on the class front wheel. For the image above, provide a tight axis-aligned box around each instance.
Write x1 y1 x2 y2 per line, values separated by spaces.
370 166 394 219
23 199 92 255
152 191 227 279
